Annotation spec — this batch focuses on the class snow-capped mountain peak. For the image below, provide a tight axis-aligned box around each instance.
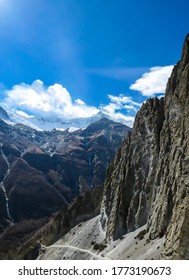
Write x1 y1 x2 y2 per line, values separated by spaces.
0 106 133 131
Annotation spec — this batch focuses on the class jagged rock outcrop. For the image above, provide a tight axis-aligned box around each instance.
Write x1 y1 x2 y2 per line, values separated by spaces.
101 97 164 241
101 34 189 259
147 33 189 259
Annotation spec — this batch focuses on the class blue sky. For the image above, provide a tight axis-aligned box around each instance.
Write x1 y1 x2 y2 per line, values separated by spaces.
0 0 189 126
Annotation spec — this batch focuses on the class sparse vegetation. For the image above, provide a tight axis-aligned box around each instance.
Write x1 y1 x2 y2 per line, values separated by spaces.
119 235 125 240
93 242 107 252
135 229 147 240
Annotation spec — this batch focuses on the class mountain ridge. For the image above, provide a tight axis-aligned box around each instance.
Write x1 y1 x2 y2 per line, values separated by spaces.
0 106 133 131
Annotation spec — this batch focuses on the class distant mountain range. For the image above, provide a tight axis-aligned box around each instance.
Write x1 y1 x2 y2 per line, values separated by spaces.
0 113 131 259
0 106 133 131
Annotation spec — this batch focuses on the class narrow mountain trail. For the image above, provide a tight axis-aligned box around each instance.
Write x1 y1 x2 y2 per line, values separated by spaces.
41 243 113 260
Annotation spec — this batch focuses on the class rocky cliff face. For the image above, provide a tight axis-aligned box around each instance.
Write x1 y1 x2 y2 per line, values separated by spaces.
101 97 164 241
147 34 189 259
100 34 189 259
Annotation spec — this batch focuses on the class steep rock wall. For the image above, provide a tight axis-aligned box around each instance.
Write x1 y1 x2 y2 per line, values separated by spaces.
148 34 189 259
101 97 164 241
101 34 189 259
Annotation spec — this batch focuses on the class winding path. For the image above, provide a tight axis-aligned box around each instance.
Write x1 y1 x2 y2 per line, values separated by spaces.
41 243 112 260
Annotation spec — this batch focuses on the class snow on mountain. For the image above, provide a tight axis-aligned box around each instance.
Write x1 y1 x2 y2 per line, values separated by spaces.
0 106 133 131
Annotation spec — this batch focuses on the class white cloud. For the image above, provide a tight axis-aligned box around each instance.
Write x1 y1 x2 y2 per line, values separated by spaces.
2 80 140 127
130 65 174 96
101 103 120 115
101 102 135 126
101 94 141 114
100 93 141 126
101 102 135 125
108 94 142 107
124 105 138 111
3 80 99 119
75 99 85 105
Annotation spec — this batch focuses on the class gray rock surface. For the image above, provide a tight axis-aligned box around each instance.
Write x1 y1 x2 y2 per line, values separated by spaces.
148 33 189 259
101 97 164 241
